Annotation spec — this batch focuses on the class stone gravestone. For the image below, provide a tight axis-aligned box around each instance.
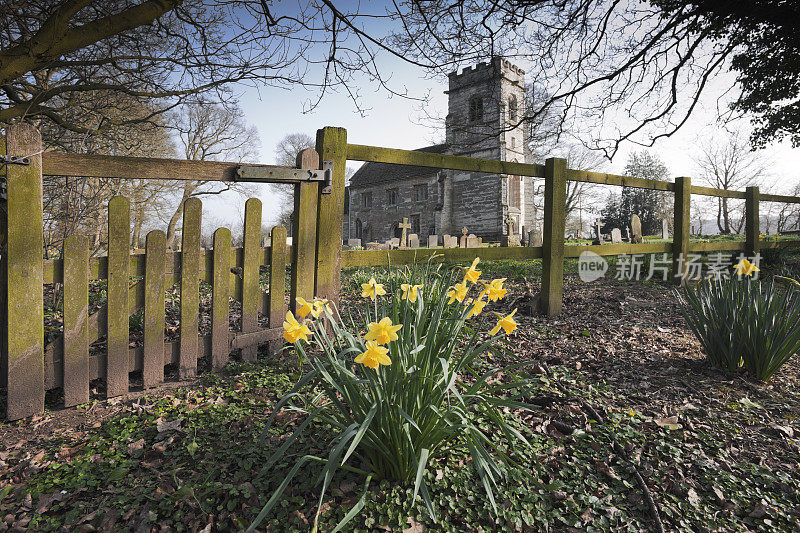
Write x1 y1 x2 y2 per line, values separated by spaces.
593 219 604 245
388 237 400 249
625 227 631 243
611 228 623 244
348 238 362 248
501 214 521 247
398 217 411 249
466 234 481 248
460 227 469 248
408 234 420 249
428 235 439 248
365 241 383 250
631 214 643 243
661 219 669 240
529 229 543 247
443 235 458 248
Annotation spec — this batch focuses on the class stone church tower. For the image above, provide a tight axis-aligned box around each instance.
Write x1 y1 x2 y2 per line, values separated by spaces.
348 57 533 244
438 58 530 240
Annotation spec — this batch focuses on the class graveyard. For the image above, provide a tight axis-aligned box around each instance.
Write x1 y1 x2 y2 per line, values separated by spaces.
4 2 800 532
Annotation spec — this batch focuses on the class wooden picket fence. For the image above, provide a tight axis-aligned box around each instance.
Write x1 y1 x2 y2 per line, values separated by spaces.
2 123 800 420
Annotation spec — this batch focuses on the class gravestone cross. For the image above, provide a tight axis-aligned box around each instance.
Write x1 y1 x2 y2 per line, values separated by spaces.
460 227 469 248
594 219 604 245
398 217 411 249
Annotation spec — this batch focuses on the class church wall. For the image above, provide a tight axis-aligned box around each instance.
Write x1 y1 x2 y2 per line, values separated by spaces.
450 172 503 240
348 175 439 243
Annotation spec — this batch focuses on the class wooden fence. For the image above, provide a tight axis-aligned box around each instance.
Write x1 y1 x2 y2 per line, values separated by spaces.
2 123 799 420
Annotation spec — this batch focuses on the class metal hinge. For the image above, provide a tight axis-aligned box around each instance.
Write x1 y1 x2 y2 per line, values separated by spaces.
235 161 335 194
0 154 31 166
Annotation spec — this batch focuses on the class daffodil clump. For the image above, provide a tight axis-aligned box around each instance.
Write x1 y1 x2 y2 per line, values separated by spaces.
252 257 532 531
679 258 800 381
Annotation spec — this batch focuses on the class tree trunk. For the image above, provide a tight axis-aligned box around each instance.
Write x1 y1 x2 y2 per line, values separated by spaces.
165 182 199 250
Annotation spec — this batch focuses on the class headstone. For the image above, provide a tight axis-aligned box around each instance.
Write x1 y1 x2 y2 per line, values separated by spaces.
388 238 400 249
611 228 623 244
365 241 383 251
625 227 631 243
502 214 520 246
348 238 362 248
631 214 643 243
593 219 604 245
466 234 481 248
529 229 543 247
443 235 458 248
428 235 439 248
661 219 669 240
408 234 420 249
398 217 411 249
460 227 469 248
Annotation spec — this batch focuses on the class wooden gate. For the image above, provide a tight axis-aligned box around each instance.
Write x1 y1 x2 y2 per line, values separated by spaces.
1 123 347 420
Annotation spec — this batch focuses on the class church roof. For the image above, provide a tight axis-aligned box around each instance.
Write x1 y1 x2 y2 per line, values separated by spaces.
350 144 448 188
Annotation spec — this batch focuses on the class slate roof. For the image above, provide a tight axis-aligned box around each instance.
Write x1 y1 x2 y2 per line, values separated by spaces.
349 144 448 188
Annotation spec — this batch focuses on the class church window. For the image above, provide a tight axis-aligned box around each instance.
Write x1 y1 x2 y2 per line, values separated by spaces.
414 184 428 201
510 137 515 150
411 214 421 235
362 192 372 208
468 96 483 122
388 188 398 205
355 218 363 239
509 176 521 209
508 95 518 122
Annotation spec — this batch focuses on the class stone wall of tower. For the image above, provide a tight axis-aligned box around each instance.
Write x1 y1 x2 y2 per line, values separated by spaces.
441 58 529 241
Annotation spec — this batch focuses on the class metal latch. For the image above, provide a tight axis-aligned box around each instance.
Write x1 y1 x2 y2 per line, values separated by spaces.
321 160 333 194
0 155 31 166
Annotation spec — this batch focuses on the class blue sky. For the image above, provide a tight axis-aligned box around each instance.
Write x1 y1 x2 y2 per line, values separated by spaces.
198 3 800 229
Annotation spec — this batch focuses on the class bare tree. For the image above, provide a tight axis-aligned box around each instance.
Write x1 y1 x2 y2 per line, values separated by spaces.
693 132 767 234
272 133 315 230
163 101 259 249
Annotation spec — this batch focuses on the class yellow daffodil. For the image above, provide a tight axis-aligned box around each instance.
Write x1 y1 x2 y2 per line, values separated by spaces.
489 309 518 336
467 298 487 318
361 277 387 300
401 283 424 303
464 257 482 284
364 317 403 345
447 281 469 304
283 311 312 343
481 278 507 301
295 297 314 319
355 341 392 369
312 298 333 318
733 258 760 277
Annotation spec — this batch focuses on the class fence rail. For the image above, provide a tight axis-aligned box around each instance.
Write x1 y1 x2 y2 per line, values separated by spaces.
2 124 799 420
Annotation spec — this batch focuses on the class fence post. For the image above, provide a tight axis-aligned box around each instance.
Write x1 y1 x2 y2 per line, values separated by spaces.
672 177 691 285
3 124 44 420
179 198 201 378
314 127 348 306
746 186 760 260
539 157 567 316
290 148 319 310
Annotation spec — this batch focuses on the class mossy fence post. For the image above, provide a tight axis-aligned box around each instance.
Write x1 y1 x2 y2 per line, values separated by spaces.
314 127 348 306
539 157 567 316
2 124 45 420
672 176 691 285
746 186 760 259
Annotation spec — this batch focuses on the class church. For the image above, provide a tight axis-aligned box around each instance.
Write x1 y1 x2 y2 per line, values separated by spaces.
346 57 536 244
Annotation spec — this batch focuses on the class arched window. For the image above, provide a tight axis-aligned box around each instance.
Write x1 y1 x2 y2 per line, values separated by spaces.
509 176 521 209
508 95 518 122
468 96 483 122
355 218 363 239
